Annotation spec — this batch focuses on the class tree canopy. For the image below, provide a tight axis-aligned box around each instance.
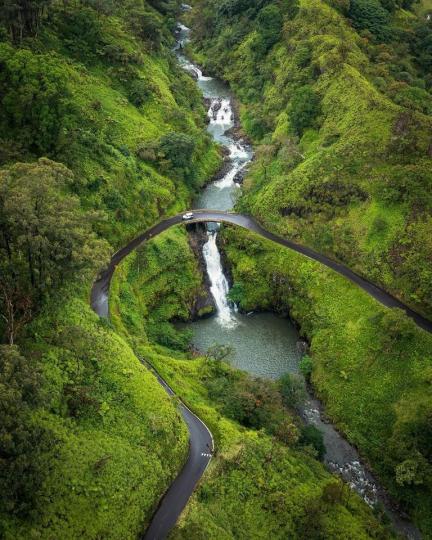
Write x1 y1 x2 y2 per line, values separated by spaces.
0 159 109 343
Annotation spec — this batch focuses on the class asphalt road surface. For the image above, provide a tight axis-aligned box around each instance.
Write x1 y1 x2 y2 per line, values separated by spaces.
138 358 213 540
90 209 432 540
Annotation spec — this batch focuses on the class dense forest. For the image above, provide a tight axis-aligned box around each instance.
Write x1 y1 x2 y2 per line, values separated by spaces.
0 0 431 538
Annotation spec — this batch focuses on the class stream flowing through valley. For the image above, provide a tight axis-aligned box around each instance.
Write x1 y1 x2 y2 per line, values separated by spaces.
174 18 419 539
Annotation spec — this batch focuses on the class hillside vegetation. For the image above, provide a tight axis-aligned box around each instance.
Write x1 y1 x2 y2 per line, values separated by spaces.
0 1 220 537
1 0 430 538
124 340 394 539
189 0 432 318
188 0 432 534
109 231 395 539
221 225 432 535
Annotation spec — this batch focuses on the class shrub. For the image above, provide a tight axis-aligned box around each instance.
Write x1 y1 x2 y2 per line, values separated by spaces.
129 11 163 49
279 373 306 408
393 86 432 115
59 7 105 62
0 345 57 517
147 321 192 351
288 86 321 137
378 308 416 355
0 44 73 155
299 425 325 459
257 4 283 52
294 44 312 68
370 216 388 235
0 159 110 341
299 354 313 381
136 142 158 162
159 132 196 170
128 79 151 107
348 0 390 41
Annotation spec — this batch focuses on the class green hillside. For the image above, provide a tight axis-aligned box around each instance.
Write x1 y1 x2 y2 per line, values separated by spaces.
188 0 432 534
189 0 432 318
0 1 219 537
1 0 431 537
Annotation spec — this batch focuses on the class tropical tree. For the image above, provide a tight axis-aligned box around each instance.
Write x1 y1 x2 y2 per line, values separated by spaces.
0 44 73 155
0 159 110 343
0 0 53 43
288 86 321 136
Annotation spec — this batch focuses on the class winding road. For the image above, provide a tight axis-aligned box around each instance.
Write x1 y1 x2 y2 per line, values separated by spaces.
92 210 432 333
90 209 432 540
138 358 213 540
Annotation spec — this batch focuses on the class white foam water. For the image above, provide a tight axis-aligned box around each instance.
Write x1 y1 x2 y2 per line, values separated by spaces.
202 233 237 328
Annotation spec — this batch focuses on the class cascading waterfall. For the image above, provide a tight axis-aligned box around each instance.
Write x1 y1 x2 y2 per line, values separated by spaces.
175 25 250 327
200 95 247 327
200 95 241 328
202 232 236 327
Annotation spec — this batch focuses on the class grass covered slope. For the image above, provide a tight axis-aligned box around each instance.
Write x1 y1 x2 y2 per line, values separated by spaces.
136 346 393 540
111 227 212 350
109 228 394 539
108 223 388 536
220 225 432 535
188 0 432 534
0 1 220 246
0 1 220 537
1 297 189 539
189 0 432 318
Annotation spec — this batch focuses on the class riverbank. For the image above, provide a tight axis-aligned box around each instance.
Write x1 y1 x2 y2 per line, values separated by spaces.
186 1 432 534
221 224 431 537
171 17 421 537
103 15 399 537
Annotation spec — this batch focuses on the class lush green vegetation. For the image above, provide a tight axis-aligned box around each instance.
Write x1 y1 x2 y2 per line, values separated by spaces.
189 0 432 319
110 229 394 538
220 225 432 535
1 299 189 539
135 346 393 539
0 1 220 537
1 0 431 537
110 227 212 351
188 0 432 534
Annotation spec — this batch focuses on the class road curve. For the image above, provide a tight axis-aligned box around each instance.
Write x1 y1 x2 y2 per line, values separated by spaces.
90 209 432 539
138 358 213 540
91 209 432 334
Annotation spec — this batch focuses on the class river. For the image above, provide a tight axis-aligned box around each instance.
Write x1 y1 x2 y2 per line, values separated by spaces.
175 17 420 539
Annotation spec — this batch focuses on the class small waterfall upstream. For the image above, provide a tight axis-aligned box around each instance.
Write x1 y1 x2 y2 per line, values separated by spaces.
176 26 251 327
200 93 245 328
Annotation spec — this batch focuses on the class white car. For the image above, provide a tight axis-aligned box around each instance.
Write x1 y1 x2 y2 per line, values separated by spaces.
182 212 194 221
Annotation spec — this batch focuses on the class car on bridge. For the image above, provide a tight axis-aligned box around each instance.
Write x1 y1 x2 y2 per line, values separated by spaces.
182 212 194 220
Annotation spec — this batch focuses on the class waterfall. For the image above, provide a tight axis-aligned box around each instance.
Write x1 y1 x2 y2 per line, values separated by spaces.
203 232 237 328
175 23 250 328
